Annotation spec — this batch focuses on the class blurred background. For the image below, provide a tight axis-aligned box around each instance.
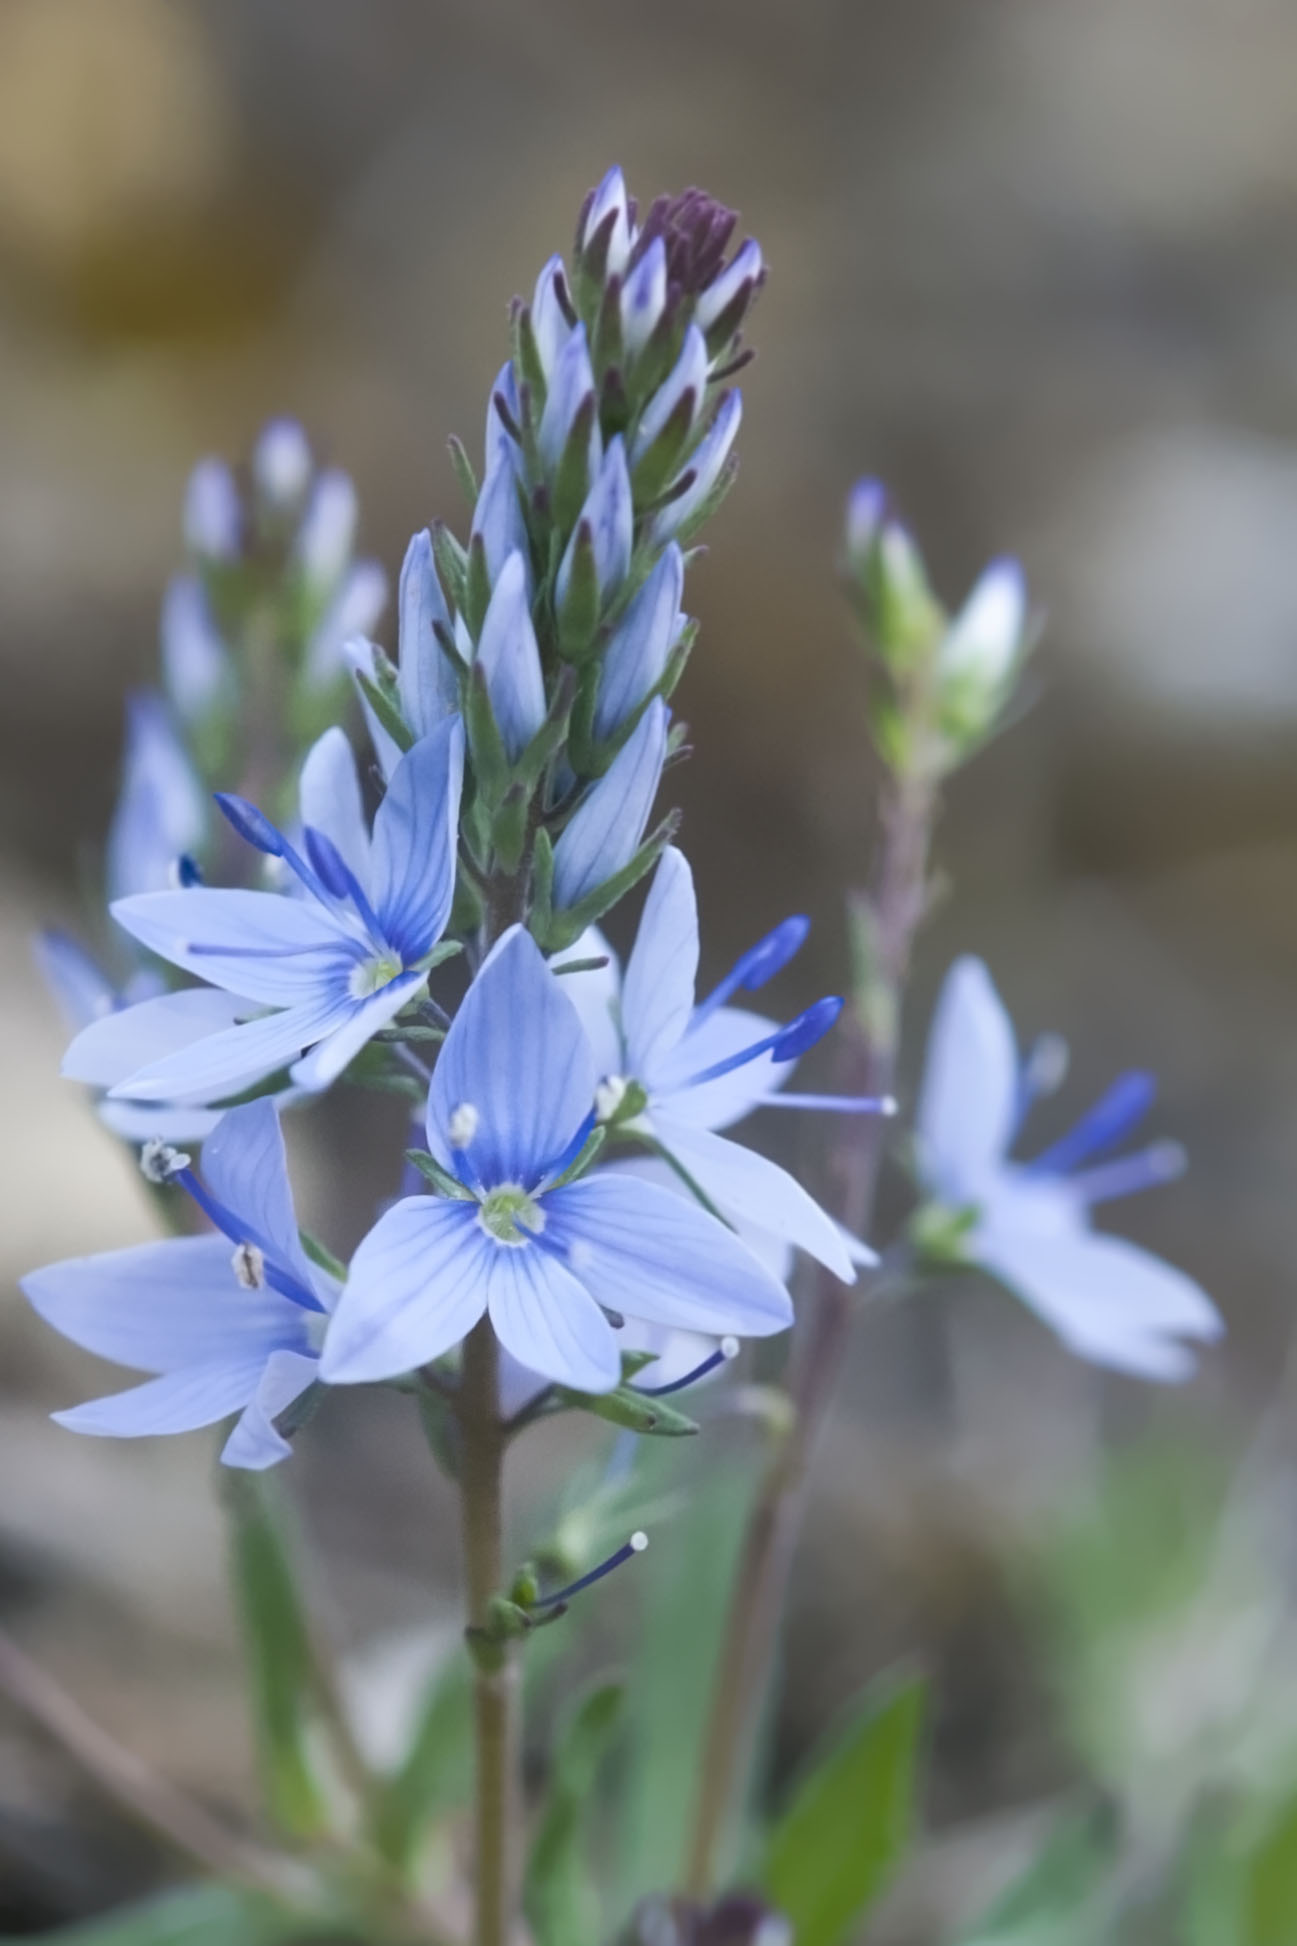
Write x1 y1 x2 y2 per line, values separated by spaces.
4 0 1297 1938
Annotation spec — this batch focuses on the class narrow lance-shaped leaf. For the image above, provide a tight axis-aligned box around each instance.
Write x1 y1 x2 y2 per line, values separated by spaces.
525 1682 625 1946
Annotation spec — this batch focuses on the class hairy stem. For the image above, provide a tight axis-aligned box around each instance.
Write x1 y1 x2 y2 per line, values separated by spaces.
459 1315 519 1946
685 773 935 1896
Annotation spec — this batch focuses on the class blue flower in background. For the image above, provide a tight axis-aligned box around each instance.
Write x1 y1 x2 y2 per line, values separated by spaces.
105 692 207 904
22 1100 332 1469
322 926 793 1394
70 718 463 1105
562 847 880 1281
916 956 1222 1380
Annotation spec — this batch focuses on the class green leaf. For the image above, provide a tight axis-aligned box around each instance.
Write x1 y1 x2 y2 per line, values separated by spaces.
760 1668 925 1946
958 1802 1119 1944
552 1381 698 1439
1242 1790 1297 1946
525 1682 625 1946
355 671 415 756
368 1655 474 1874
447 434 479 509
16 1883 328 1946
225 1475 329 1840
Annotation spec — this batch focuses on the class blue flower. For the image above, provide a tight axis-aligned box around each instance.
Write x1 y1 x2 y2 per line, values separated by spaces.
160 577 232 726
106 692 207 904
594 544 687 740
76 718 464 1105
321 926 792 1393
916 957 1222 1380
476 551 546 759
22 1100 332 1469
552 698 668 911
349 529 460 779
561 847 877 1281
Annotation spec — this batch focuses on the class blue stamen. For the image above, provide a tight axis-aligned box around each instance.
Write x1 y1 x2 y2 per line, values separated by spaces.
176 854 204 887
1028 1070 1156 1176
302 825 387 942
1068 1141 1186 1206
531 1531 648 1610
175 1168 324 1312
539 1109 599 1188
214 793 331 906
636 1337 738 1395
690 914 810 1029
762 1091 896 1114
683 996 843 1090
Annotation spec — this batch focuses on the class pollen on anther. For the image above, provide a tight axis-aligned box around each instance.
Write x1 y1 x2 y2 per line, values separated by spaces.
231 1241 266 1289
629 1530 649 1554
139 1138 191 1184
449 1102 480 1148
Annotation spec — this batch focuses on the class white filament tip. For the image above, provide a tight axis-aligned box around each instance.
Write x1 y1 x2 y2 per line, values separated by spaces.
720 1336 740 1361
630 1530 649 1554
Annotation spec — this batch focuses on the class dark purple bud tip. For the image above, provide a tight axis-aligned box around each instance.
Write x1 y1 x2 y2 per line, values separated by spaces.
635 187 741 297
772 995 843 1061
214 792 283 858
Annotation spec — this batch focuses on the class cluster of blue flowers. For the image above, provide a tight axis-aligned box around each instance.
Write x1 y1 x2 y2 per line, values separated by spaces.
26 166 1219 1501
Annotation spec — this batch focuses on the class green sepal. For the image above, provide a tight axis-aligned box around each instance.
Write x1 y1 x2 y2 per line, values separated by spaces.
512 302 548 409
530 826 556 942
516 664 577 792
671 449 740 549
299 1229 346 1282
552 1382 699 1439
224 1474 330 1842
553 394 599 537
552 953 613 977
629 304 687 417
492 782 531 876
447 435 479 510
525 1683 625 1946
355 670 415 756
451 866 485 935
630 387 698 508
345 1070 426 1104
547 1124 607 1190
540 811 680 951
464 662 512 808
432 520 469 615
591 273 625 381
375 1023 444 1045
573 208 616 322
556 521 602 659
410 937 464 974
909 1199 978 1268
405 1149 475 1200
464 532 492 640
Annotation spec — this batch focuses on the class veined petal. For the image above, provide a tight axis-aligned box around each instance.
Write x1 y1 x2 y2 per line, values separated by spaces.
220 1349 319 1469
428 928 595 1189
486 1243 621 1394
552 698 667 911
35 931 118 1033
476 553 546 760
544 1173 793 1338
22 1235 302 1373
111 888 352 1007
538 324 599 476
551 927 623 1078
299 729 370 889
557 438 632 608
648 391 742 546
632 324 707 464
63 988 251 1088
652 1004 789 1129
605 1152 794 1288
321 1198 488 1384
620 235 667 359
471 453 530 589
594 544 684 740
621 846 698 1078
107 692 206 902
916 957 1019 1201
978 1225 1222 1381
290 971 424 1090
369 719 464 963
109 993 353 1105
200 1100 321 1302
652 1116 855 1282
54 1359 271 1440
398 528 458 734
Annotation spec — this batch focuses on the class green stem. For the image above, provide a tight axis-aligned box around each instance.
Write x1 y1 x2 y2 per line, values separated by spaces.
458 1316 519 1946
684 772 935 1897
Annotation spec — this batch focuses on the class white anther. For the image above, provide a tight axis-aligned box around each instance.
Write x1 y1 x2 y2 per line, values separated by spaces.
595 1075 629 1124
720 1336 740 1361
629 1530 649 1554
448 1102 480 1149
139 1139 190 1184
231 1242 266 1289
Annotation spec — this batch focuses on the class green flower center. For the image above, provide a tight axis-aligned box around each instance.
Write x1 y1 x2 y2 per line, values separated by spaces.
478 1184 546 1248
349 954 403 999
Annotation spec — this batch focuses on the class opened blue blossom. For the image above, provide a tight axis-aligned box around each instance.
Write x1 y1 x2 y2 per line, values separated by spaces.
22 1100 332 1469
563 847 880 1281
916 956 1222 1380
73 717 463 1105
322 926 793 1394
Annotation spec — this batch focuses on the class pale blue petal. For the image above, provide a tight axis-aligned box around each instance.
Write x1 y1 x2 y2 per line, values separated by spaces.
604 1153 794 1287
471 454 530 590
184 458 240 559
695 238 763 333
530 257 572 380
110 992 353 1104
107 692 206 901
556 437 632 608
594 545 684 739
220 1350 319 1469
485 361 523 471
544 1174 793 1337
620 236 667 359
552 698 667 911
98 1100 231 1144
35 931 117 1032
652 1004 789 1128
632 325 707 463
581 166 632 275
651 1115 855 1282
398 529 458 732
979 1226 1221 1382
299 729 370 888
649 391 742 546
427 927 595 1188
346 636 404 782
621 846 698 1078
497 1347 551 1420
916 957 1019 1202
22 1235 303 1372
486 1244 621 1393
475 553 546 759
54 1359 270 1440
321 1198 488 1384
551 926 623 1078
251 419 312 505
161 576 231 724
538 324 599 476
369 719 464 961
63 988 253 1088
306 560 389 688
111 888 353 1007
200 1100 320 1300
290 972 423 1090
